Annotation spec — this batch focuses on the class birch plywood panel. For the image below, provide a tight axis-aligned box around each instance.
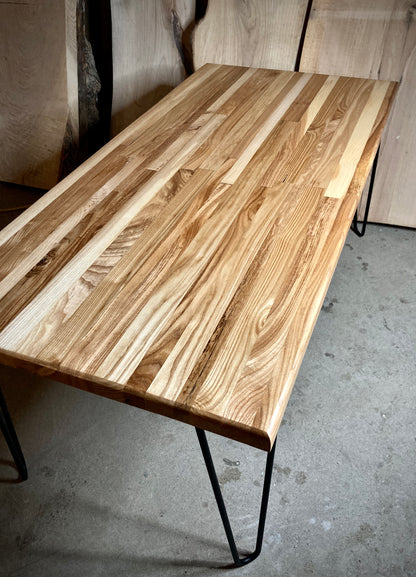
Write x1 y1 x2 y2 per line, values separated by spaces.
193 0 309 70
110 0 194 136
299 0 416 227
0 0 78 190
0 66 396 450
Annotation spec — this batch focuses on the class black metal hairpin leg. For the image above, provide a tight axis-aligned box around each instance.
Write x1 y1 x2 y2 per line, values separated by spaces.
351 146 380 237
0 387 28 480
196 428 276 567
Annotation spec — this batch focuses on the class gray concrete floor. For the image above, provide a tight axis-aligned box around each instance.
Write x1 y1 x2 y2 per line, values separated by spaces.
0 185 415 576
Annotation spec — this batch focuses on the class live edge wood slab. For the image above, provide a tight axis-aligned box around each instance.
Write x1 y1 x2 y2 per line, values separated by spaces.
0 65 397 451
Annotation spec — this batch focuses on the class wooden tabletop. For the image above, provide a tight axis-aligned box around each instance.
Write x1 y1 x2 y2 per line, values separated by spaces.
0 64 396 451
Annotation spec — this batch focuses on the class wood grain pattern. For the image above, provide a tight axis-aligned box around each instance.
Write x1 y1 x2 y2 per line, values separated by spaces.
0 0 78 189
111 0 194 136
368 44 416 226
0 65 396 451
299 0 416 226
300 0 415 81
193 0 309 71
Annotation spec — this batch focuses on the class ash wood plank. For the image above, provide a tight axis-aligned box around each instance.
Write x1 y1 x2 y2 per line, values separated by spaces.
111 0 194 136
0 65 397 451
199 70 294 170
300 0 414 81
267 76 366 185
368 44 416 226
0 0 78 189
193 0 309 71
324 80 391 198
221 73 312 184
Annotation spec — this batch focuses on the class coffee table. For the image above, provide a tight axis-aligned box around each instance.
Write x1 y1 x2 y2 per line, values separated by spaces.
0 64 397 566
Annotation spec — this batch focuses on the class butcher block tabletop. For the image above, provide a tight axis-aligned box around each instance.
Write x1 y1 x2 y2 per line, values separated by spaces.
0 64 397 451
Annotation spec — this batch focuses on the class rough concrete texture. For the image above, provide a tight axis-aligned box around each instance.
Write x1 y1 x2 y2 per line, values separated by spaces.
0 215 415 576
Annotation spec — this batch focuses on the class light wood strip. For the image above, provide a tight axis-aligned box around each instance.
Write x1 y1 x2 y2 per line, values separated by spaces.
0 168 156 335
289 79 375 187
207 67 257 112
32 166 234 362
325 80 390 198
0 158 146 300
12 170 195 357
124 65 247 159
145 183 300 401
191 185 327 413
0 113 227 350
260 74 337 186
200 71 295 171
268 76 366 185
221 73 312 184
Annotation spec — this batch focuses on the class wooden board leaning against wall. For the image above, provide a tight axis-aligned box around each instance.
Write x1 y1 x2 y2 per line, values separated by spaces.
299 0 416 228
110 0 195 137
0 0 78 190
192 0 310 70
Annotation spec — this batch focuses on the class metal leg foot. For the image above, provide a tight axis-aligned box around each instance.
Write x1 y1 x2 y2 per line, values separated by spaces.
0 387 28 481
351 146 380 238
196 428 276 567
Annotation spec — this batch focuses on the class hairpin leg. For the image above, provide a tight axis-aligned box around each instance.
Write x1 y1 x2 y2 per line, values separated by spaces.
195 428 276 567
351 146 380 238
0 387 28 481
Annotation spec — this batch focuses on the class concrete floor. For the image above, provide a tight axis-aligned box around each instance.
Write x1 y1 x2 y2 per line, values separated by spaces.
0 186 415 576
